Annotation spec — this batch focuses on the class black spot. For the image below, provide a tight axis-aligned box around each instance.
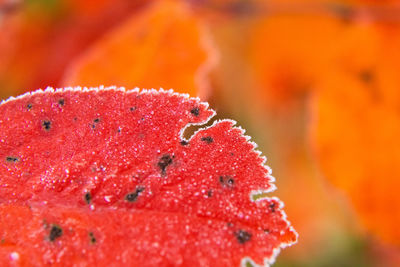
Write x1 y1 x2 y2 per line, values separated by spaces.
49 225 63 241
58 98 65 106
130 107 136 112
125 186 145 202
89 232 96 244
73 117 78 121
269 202 276 213
6 156 19 163
190 107 200 116
227 222 233 227
117 127 121 133
219 175 234 188
91 118 100 129
201 136 213 144
180 140 189 146
26 103 33 110
42 120 52 131
207 190 213 197
84 192 92 204
264 229 270 234
158 154 173 174
235 230 252 244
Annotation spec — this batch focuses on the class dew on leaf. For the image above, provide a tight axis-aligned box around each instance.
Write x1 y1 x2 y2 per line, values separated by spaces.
0 87 297 266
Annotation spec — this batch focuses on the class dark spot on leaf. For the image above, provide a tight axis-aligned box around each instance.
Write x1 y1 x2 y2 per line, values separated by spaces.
269 202 276 213
125 186 145 202
207 190 213 197
27 103 33 110
49 225 63 241
91 118 100 129
180 140 189 146
264 229 270 234
84 192 92 204
227 222 233 227
235 230 252 244
73 117 77 121
158 154 173 174
190 107 200 116
42 120 51 131
219 175 234 188
130 106 136 111
89 232 96 244
58 98 65 106
201 136 213 143
6 156 19 163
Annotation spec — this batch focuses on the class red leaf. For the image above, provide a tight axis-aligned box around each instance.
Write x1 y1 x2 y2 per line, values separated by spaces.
0 87 297 266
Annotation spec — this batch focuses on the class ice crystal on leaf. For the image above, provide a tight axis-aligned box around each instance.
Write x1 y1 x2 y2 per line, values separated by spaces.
0 87 297 266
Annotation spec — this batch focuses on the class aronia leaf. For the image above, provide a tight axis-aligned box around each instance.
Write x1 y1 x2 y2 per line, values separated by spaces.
0 87 296 266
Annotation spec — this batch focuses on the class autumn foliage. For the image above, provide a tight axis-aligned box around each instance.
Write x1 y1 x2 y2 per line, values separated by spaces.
1 0 400 266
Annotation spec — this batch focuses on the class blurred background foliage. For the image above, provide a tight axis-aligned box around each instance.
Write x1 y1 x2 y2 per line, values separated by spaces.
1 0 400 266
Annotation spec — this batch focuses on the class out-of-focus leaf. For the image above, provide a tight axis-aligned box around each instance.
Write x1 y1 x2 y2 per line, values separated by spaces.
0 0 150 99
247 14 344 111
62 0 217 98
310 24 400 246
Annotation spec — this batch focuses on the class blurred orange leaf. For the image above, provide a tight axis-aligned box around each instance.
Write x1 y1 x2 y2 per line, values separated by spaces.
247 14 344 110
0 0 150 99
62 0 217 97
310 23 400 246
